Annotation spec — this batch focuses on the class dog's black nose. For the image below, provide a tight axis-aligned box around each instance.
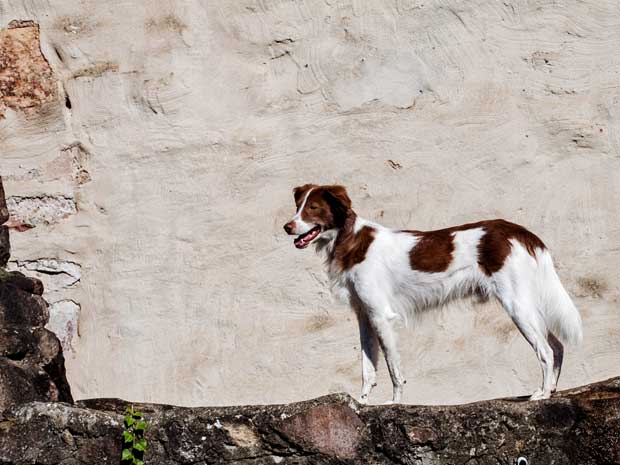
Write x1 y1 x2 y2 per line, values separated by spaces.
283 222 294 234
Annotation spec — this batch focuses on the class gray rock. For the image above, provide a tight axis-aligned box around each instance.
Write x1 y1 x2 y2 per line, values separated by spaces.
0 269 73 412
1 380 620 464
0 226 8 268
0 176 8 225
0 177 9 267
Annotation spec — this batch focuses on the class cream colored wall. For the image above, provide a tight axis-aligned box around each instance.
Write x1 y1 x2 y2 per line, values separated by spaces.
1 0 619 406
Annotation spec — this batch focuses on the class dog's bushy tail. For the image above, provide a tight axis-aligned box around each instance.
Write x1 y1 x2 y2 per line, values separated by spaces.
536 251 583 345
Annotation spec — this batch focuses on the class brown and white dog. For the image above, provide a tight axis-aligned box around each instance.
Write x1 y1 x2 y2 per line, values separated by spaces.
283 184 582 404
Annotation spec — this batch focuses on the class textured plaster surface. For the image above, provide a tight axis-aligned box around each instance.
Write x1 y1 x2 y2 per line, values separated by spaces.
1 1 619 406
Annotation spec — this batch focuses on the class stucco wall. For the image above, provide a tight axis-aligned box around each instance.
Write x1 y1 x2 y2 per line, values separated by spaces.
1 0 619 406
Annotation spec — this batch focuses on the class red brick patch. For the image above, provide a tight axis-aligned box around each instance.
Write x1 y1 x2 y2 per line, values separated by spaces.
0 20 57 118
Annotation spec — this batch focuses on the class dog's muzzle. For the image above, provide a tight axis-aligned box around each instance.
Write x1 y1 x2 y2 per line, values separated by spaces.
283 221 295 234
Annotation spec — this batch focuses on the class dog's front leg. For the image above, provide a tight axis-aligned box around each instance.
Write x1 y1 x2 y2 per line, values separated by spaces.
369 311 406 404
357 310 379 404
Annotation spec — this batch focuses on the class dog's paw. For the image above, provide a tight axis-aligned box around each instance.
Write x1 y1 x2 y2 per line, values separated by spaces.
529 389 551 401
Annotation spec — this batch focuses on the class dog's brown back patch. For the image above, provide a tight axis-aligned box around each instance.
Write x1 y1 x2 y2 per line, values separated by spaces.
408 229 455 272
406 219 546 275
477 219 546 275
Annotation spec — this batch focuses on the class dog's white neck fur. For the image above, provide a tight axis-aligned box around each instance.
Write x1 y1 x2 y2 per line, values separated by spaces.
314 215 373 302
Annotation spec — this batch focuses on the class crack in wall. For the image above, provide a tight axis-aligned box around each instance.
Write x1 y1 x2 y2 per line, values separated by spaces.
11 258 81 291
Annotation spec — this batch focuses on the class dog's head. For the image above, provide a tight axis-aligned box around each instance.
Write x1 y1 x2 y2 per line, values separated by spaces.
283 184 352 249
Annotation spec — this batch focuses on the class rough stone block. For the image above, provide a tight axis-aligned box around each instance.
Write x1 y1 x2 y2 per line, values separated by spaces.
0 270 43 295
47 300 80 352
0 21 57 118
0 177 7 224
0 275 73 412
1 382 620 464
0 278 48 327
0 178 8 267
5 196 77 227
0 226 8 267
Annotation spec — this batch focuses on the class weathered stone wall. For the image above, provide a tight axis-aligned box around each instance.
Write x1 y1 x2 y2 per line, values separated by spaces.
1 1 620 406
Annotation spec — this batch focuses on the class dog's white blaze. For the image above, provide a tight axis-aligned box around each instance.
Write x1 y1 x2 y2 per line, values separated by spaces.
290 188 315 234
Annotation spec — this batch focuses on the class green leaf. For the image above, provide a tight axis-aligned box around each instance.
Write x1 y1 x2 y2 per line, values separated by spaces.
134 438 147 452
132 410 143 419
134 420 147 432
121 448 134 461
125 416 135 427
123 431 134 443
134 460 144 465
125 406 134 415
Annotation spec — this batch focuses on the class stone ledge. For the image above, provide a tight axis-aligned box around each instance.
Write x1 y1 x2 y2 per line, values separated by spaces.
1 378 619 464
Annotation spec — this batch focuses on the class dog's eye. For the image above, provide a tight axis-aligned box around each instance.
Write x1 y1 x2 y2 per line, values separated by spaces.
309 204 319 210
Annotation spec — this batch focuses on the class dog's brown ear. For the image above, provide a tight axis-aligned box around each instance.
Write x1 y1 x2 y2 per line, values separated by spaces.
293 184 317 206
322 185 352 223
322 185 351 208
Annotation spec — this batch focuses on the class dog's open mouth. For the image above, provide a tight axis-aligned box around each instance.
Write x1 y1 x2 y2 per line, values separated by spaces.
294 226 321 249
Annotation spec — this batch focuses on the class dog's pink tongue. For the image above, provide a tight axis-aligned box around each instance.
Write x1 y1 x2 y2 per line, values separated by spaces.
294 228 319 248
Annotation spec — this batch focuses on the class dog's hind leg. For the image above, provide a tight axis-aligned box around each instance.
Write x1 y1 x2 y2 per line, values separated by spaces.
356 311 379 404
493 257 556 401
547 332 564 393
498 293 555 400
369 311 406 404
520 321 554 400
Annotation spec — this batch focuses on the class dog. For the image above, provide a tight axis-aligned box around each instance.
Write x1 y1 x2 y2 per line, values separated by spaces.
283 184 582 404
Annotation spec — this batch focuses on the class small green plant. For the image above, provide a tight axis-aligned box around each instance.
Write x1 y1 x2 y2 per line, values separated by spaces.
122 406 148 465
